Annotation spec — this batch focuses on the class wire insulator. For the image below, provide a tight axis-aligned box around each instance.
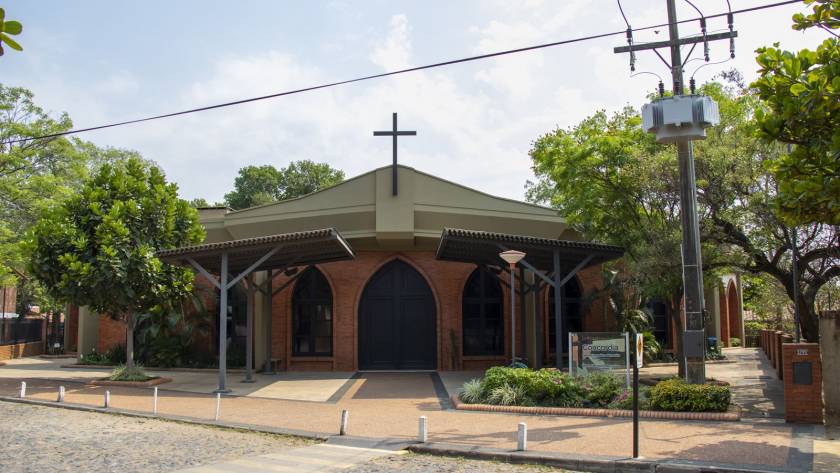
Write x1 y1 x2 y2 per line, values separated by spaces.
658 81 665 97
700 18 709 62
626 27 636 72
727 13 736 59
689 78 696 94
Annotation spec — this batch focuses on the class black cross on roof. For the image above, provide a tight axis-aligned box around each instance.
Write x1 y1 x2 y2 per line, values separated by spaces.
373 112 416 196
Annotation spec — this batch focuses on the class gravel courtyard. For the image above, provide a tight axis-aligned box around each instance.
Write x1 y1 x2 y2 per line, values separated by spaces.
0 402 312 473
0 402 568 472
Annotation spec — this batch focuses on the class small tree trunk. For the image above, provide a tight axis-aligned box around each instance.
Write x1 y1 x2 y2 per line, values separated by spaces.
125 311 135 368
798 295 820 342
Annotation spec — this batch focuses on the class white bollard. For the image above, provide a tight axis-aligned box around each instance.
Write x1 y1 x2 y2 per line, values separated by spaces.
57 386 65 403
517 422 527 451
418 416 428 443
19 381 26 398
214 393 221 421
152 387 158 415
339 409 349 436
104 390 111 408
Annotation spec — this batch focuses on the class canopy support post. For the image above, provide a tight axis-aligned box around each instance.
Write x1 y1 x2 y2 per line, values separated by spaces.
553 249 563 370
216 252 231 393
519 266 527 365
263 270 274 374
243 274 255 383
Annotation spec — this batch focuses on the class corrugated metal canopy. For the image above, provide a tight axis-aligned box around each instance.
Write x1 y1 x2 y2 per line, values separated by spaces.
436 228 623 272
157 228 354 274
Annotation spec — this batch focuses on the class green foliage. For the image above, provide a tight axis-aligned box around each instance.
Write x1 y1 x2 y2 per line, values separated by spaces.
25 157 205 367
224 160 345 209
648 378 731 412
577 372 622 408
486 383 531 406
752 0 839 225
0 85 86 287
729 337 741 348
527 80 838 342
481 366 583 407
608 386 651 410
108 364 152 382
458 379 484 404
80 344 126 365
642 331 661 363
134 293 212 368
0 8 24 56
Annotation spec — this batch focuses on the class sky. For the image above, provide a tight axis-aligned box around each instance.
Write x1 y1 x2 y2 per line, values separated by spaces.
1 0 828 204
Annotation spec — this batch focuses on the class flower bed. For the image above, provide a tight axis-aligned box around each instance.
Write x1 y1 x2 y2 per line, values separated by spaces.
458 366 732 415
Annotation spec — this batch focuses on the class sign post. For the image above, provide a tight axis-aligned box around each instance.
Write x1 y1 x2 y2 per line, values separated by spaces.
632 333 643 458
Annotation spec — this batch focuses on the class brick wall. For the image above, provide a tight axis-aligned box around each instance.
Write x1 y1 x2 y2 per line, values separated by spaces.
0 340 43 360
782 342 823 424
260 251 605 372
97 315 126 352
66 305 79 352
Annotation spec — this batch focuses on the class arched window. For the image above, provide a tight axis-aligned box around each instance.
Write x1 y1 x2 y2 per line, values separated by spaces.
462 267 504 356
292 267 333 356
548 277 582 354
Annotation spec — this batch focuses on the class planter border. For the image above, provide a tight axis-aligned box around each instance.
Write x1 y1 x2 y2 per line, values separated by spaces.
61 363 247 373
450 395 740 421
89 377 172 388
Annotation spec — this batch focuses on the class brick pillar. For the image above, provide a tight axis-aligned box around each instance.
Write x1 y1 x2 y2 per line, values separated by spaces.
779 334 793 380
783 343 823 424
774 331 784 374
820 310 840 428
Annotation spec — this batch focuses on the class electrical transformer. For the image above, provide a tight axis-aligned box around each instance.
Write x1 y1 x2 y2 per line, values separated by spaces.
641 95 720 143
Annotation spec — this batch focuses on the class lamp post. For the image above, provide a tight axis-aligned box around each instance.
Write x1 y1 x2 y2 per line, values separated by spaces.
500 250 526 365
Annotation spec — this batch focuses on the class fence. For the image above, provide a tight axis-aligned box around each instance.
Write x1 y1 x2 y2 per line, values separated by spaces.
0 318 44 346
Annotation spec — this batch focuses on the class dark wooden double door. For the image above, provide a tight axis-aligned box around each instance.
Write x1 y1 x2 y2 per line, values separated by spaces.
359 260 436 370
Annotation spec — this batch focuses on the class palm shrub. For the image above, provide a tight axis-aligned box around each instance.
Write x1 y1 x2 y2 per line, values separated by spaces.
486 383 530 406
577 372 622 407
108 364 152 382
481 366 583 407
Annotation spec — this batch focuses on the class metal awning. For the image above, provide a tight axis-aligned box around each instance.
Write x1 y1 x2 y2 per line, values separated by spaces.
436 228 623 272
157 228 354 274
437 228 623 370
157 228 354 393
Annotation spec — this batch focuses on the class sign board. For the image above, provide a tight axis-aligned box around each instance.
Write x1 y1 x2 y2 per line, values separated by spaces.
569 332 630 387
796 348 809 356
792 361 812 385
636 334 644 369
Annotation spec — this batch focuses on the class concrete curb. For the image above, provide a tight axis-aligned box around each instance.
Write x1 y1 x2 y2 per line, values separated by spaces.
89 377 173 387
450 395 741 422
0 395 331 441
408 442 804 473
60 363 248 373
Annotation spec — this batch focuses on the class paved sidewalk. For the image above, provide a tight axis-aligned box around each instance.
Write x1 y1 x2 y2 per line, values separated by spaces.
173 443 402 473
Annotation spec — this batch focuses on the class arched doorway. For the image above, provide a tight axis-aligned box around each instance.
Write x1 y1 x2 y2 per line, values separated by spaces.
358 260 436 370
727 280 741 340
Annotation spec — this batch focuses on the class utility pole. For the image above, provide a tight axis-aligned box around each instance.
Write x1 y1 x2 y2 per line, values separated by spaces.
666 0 705 384
615 0 737 384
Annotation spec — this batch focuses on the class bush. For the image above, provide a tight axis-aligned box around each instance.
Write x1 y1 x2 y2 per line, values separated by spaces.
108 364 153 382
486 383 531 406
79 344 127 365
648 378 731 412
481 366 583 407
729 337 741 347
607 386 651 410
577 372 622 408
459 379 484 404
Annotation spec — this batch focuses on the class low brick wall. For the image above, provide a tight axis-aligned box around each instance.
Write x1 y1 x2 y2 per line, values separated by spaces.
0 341 44 360
782 342 823 424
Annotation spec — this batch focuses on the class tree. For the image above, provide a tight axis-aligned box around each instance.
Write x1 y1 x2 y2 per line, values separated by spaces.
0 8 23 56
752 0 839 225
223 160 344 210
528 80 838 343
25 157 205 367
0 85 87 287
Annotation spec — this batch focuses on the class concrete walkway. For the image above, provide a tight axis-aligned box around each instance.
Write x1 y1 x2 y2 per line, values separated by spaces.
172 441 403 473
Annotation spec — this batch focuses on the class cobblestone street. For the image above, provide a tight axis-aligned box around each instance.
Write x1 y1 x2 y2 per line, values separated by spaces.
0 402 312 473
0 402 569 472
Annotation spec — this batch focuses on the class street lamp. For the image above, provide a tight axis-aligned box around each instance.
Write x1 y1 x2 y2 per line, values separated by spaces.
500 250 526 366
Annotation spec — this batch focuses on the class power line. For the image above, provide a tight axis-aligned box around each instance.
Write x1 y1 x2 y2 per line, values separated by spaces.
6 0 800 145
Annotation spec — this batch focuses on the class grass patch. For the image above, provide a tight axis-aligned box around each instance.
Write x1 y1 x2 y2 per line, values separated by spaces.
108 364 153 382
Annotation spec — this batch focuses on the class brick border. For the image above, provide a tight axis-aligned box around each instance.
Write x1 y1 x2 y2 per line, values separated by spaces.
450 395 740 421
61 363 247 373
89 377 173 387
